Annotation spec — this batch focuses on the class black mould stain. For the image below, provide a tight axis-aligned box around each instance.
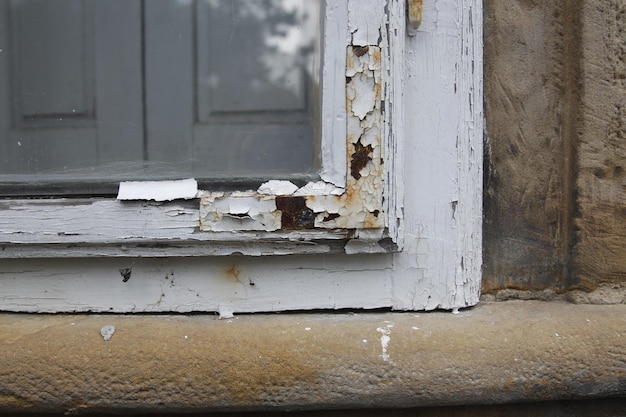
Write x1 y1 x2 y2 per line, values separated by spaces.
119 268 132 283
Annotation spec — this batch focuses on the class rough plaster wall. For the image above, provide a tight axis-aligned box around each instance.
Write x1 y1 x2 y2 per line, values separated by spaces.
483 0 578 292
574 0 626 294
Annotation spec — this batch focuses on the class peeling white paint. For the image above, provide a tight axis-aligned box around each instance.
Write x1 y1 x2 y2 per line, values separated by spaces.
117 178 198 201
0 0 483 313
200 194 281 232
199 25 386 238
293 181 344 196
348 0 384 46
257 181 299 196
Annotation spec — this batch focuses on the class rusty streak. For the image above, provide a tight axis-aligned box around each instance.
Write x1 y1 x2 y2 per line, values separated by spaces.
350 142 374 180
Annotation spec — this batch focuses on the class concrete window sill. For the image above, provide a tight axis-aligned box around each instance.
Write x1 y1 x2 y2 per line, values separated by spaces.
0 300 624 414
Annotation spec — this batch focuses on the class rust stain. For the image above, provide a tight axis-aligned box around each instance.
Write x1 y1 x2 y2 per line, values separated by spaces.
225 265 241 283
276 196 315 230
353 45 369 57
363 214 380 229
343 187 357 207
371 47 381 66
407 0 423 32
350 142 374 180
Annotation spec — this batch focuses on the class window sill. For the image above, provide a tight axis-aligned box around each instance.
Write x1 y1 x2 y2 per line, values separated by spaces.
1 300 624 414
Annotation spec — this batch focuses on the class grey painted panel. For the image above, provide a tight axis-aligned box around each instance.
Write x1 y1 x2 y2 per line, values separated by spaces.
146 0 318 177
0 2 9 171
144 0 194 165
11 0 94 119
191 123 314 175
196 0 314 116
0 0 144 180
94 0 143 163
6 128 97 173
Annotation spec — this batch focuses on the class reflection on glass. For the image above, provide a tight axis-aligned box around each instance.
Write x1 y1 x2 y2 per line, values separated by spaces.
0 0 320 193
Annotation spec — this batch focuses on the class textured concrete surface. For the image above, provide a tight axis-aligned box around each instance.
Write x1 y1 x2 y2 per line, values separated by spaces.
0 301 624 414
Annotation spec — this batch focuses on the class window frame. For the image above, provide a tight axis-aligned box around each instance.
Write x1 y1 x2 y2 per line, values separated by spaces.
0 0 402 258
0 0 483 313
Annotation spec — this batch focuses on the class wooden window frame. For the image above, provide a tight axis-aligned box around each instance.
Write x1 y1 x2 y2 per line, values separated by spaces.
0 0 483 313
0 0 401 258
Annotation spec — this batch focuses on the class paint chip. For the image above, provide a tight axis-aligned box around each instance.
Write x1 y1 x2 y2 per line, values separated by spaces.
257 180 298 195
117 178 198 201
100 325 115 341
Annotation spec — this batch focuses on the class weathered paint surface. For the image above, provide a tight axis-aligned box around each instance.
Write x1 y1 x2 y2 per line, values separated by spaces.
1 0 392 256
0 0 483 312
199 45 384 236
117 178 198 201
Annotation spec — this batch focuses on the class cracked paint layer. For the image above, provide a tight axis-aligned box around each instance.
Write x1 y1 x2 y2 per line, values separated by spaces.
199 45 385 243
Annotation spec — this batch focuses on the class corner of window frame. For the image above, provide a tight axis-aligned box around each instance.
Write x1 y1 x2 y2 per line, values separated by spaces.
0 0 483 313
0 0 404 258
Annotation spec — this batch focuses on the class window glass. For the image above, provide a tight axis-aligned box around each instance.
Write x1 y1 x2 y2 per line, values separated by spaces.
0 0 320 194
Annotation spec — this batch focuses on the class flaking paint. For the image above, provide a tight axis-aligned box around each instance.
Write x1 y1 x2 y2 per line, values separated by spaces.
0 0 483 313
199 41 386 243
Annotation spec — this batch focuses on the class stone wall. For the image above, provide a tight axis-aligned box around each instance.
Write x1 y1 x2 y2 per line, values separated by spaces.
483 0 626 303
574 0 626 291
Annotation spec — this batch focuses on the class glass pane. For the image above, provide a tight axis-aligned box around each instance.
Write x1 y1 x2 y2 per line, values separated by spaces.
0 0 320 195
